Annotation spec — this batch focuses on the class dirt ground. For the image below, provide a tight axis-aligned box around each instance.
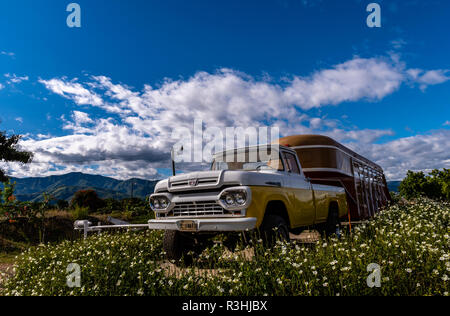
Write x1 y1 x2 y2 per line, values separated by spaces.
0 263 14 291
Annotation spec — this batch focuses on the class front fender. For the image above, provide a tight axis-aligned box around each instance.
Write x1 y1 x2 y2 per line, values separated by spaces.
246 186 293 228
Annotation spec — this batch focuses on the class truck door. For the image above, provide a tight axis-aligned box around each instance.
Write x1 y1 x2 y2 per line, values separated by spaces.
281 151 316 227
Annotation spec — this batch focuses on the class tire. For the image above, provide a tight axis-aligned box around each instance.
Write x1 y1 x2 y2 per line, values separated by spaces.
324 210 342 238
260 214 290 247
163 231 212 263
223 233 241 252
163 230 185 261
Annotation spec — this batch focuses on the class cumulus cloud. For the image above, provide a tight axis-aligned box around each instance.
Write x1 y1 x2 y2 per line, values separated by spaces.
8 54 449 180
38 78 104 107
352 130 450 180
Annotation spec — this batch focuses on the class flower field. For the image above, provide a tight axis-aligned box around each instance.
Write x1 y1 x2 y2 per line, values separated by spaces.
1 199 449 296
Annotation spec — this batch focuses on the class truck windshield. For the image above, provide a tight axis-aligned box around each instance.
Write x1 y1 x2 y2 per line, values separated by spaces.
211 146 284 171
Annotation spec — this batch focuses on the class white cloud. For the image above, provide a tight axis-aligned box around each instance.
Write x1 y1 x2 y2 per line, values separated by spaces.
39 78 104 107
353 130 450 180
72 111 93 124
4 73 29 84
8 54 450 180
15 117 23 124
284 57 404 109
0 51 14 57
62 111 96 134
407 69 450 91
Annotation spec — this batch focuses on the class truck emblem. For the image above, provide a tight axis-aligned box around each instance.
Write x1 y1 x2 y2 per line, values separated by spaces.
188 179 199 187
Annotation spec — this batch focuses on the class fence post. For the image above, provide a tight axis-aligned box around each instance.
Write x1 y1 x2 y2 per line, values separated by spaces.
83 221 89 239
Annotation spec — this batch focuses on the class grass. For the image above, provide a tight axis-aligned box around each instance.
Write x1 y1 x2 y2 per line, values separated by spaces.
1 199 449 296
0 252 19 265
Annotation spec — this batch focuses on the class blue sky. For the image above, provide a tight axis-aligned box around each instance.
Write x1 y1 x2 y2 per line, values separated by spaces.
0 0 449 180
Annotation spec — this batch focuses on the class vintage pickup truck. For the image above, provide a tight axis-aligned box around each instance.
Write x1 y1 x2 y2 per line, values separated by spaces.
148 141 349 260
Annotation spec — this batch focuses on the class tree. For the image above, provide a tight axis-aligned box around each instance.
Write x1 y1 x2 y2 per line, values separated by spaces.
399 171 428 199
0 129 33 182
430 169 450 200
399 169 450 200
70 190 105 212
57 199 69 210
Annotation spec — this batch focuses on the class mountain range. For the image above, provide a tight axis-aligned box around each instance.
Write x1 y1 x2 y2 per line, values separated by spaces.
387 181 401 193
4 172 401 203
6 172 159 202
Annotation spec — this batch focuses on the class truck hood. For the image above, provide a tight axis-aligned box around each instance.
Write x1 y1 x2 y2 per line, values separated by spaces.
154 170 285 193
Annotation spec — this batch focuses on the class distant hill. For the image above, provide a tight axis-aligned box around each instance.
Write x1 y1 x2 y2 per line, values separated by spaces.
387 181 401 193
4 172 402 202
6 172 159 202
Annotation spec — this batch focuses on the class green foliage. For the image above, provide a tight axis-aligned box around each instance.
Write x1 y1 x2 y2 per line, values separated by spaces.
121 198 150 216
70 190 105 212
0 182 53 243
0 180 19 221
56 199 69 210
399 169 450 200
71 206 90 221
3 199 449 296
0 129 33 183
97 198 122 214
96 197 151 218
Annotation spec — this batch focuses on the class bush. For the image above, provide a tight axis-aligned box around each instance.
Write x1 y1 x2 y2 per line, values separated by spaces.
97 198 122 214
3 199 449 296
71 206 89 221
399 169 450 200
96 197 150 217
56 200 69 210
70 190 105 213
1 182 53 243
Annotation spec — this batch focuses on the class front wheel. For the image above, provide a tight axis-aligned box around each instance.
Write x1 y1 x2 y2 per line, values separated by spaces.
163 231 213 263
163 230 185 261
259 214 290 246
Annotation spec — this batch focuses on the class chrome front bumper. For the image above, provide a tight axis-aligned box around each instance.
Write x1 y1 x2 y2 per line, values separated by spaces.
148 217 257 232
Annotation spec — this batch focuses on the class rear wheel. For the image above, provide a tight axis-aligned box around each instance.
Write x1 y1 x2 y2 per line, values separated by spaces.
323 210 342 238
259 214 290 246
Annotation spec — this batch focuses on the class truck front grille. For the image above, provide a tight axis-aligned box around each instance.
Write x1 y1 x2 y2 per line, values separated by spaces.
171 201 226 217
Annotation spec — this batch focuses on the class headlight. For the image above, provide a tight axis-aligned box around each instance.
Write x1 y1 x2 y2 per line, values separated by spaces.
234 192 246 205
149 195 171 212
218 187 251 210
224 193 235 206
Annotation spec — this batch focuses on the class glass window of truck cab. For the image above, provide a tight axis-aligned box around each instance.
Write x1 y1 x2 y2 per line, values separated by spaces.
211 146 285 171
282 151 301 174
